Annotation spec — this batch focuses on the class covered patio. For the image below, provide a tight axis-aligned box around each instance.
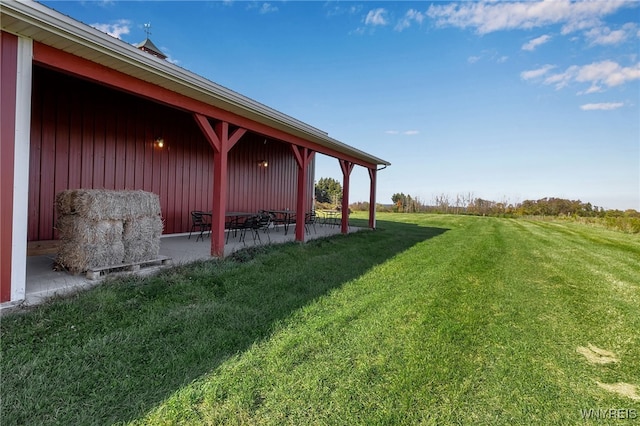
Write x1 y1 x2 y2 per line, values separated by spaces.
1 1 389 307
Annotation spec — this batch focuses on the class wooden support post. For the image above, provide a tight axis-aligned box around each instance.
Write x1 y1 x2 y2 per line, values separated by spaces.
368 168 377 229
291 145 314 242
339 160 355 234
194 114 246 257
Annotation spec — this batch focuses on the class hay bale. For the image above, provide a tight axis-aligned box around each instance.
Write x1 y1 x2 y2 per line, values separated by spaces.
56 216 123 244
55 189 163 272
122 216 163 242
55 189 161 221
54 190 77 216
124 239 160 263
57 241 125 273
122 216 163 263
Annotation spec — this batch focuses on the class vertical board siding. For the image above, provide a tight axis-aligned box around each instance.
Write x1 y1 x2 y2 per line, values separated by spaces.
27 71 42 240
28 66 311 241
39 79 56 240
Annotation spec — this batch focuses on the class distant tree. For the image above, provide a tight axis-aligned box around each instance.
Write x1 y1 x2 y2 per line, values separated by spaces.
391 193 407 212
390 193 428 212
315 177 342 204
454 193 463 215
433 193 451 214
349 201 370 211
625 209 640 218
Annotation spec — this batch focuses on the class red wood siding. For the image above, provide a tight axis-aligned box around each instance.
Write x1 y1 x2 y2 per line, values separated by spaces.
227 136 314 213
28 66 313 241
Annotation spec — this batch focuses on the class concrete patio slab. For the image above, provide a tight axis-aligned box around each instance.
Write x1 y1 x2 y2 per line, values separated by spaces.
1 223 358 313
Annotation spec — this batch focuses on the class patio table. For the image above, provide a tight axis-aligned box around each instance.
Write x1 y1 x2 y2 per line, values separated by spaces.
266 209 295 235
226 212 255 219
320 210 340 227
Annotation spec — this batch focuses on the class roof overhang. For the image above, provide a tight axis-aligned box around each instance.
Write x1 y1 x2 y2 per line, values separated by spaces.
1 0 390 167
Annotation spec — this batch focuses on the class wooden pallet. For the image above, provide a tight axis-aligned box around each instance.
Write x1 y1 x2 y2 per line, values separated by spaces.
86 256 173 280
27 240 61 256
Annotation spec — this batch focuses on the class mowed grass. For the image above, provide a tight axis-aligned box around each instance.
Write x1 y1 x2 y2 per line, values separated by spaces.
2 213 639 425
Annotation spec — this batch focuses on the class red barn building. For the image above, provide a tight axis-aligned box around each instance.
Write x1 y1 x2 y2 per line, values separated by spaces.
0 1 389 304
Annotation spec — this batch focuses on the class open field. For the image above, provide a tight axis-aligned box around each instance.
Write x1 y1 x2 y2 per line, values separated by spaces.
2 213 639 425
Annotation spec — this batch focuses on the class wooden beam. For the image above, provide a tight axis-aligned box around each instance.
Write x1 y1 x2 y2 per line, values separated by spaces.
227 126 247 151
193 113 221 153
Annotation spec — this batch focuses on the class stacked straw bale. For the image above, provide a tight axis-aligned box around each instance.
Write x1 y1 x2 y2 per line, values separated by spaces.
55 189 163 272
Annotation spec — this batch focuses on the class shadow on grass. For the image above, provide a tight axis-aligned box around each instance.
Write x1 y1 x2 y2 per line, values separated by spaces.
1 219 447 425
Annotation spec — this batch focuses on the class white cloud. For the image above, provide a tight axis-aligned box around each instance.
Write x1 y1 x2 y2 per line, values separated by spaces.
385 130 419 135
325 4 362 18
395 9 425 31
522 34 552 51
245 2 278 14
579 84 603 95
585 23 638 46
532 60 640 90
160 46 179 65
426 0 631 35
467 49 508 65
560 17 602 35
91 19 131 39
365 8 388 26
576 60 640 87
543 65 578 89
259 3 278 14
580 102 624 110
520 64 555 80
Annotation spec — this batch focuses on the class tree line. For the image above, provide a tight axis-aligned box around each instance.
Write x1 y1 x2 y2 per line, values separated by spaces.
388 192 639 218
314 177 638 224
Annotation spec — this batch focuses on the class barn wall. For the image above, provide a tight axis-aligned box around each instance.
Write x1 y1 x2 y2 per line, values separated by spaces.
28 66 312 241
227 135 314 213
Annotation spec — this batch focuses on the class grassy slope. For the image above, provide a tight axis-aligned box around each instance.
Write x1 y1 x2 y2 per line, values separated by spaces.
2 213 638 425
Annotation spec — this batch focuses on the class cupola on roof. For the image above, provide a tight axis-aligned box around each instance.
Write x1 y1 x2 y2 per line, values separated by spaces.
135 38 166 60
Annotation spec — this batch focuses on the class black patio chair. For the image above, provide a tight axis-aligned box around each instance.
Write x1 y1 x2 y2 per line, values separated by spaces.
239 213 271 245
225 216 245 243
305 211 317 234
189 211 211 242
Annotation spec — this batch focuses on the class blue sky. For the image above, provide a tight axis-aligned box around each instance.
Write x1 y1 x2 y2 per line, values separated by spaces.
40 1 640 210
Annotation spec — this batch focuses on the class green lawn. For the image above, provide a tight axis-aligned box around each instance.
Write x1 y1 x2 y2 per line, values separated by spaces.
2 213 639 425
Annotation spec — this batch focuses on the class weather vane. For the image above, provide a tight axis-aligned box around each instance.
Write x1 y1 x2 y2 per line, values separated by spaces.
143 22 152 38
